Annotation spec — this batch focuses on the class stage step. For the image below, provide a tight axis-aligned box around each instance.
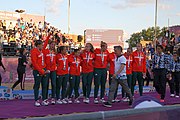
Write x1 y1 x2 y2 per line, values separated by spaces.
0 86 155 100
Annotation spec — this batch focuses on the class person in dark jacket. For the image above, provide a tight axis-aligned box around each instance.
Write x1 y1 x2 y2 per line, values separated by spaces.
0 53 6 86
12 48 28 90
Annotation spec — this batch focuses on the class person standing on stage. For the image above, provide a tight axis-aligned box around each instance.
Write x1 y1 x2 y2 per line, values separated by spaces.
43 39 57 105
56 46 69 104
81 43 95 104
164 47 175 97
152 45 171 102
108 48 119 102
94 41 109 104
67 48 81 103
0 53 6 86
171 52 180 98
12 48 28 90
103 46 133 107
122 47 133 101
131 43 146 97
31 40 50 107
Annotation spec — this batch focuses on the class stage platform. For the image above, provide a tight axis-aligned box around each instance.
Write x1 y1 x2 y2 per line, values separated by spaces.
0 90 180 119
0 85 155 100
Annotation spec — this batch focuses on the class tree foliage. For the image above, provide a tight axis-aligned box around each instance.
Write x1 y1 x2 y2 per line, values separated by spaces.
127 26 167 47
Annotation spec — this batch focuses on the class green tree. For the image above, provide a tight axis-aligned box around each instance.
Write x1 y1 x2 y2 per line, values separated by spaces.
128 32 142 47
128 26 165 47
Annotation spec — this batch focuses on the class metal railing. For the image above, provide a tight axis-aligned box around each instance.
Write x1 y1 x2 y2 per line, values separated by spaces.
26 105 180 120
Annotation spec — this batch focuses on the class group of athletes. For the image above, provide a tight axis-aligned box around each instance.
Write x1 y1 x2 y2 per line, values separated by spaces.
11 33 180 107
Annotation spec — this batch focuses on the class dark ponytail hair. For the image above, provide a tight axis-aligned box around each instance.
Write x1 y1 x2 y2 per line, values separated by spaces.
35 40 43 47
74 48 80 53
86 43 94 53
57 46 66 53
49 40 56 52
49 40 55 45
127 47 133 52
114 45 123 52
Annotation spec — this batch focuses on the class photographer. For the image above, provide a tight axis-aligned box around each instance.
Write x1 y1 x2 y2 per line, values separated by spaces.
12 48 27 90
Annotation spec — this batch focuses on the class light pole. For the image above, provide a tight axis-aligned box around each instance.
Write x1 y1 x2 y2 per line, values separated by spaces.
154 0 158 51
68 0 70 34
44 8 46 29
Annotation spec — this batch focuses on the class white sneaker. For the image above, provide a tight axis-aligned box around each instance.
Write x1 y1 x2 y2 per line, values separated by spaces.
94 98 99 104
51 98 56 105
123 97 129 102
175 95 179 98
42 99 49 106
35 100 41 107
100 98 105 103
74 98 80 104
62 99 68 104
85 98 90 104
56 99 63 104
170 94 175 97
68 98 73 104
114 98 120 102
45 99 50 104
121 97 126 101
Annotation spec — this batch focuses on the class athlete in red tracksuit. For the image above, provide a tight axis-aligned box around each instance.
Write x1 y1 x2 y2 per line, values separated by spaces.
132 43 146 96
81 43 95 103
43 35 57 105
108 51 119 102
56 46 69 104
67 49 82 103
94 41 109 103
122 47 133 101
31 40 49 107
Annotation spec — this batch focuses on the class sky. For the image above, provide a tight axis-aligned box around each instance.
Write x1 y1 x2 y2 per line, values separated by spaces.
0 0 180 39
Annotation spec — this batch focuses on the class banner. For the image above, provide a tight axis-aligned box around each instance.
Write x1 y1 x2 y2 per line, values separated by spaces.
0 57 34 83
0 86 12 100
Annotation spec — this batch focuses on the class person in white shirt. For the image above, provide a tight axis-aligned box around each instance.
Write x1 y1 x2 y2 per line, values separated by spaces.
103 46 133 107
8 22 14 30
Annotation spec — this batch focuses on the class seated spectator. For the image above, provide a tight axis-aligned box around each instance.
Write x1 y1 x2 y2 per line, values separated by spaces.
9 35 16 42
38 21 43 30
20 17 25 30
3 35 8 44
14 23 19 32
2 20 6 30
0 20 3 30
8 22 14 30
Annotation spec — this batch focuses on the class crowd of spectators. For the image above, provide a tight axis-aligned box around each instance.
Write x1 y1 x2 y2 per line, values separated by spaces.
0 18 80 56
141 34 180 86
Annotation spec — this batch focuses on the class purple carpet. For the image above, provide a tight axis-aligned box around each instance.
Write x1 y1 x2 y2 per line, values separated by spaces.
0 92 180 119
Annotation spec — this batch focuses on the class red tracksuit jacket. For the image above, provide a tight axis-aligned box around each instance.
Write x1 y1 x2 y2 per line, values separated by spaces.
94 48 109 69
80 50 95 73
132 50 146 73
31 48 46 75
124 52 133 75
56 53 69 75
68 53 81 76
43 49 56 71
108 52 116 75
43 35 56 71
